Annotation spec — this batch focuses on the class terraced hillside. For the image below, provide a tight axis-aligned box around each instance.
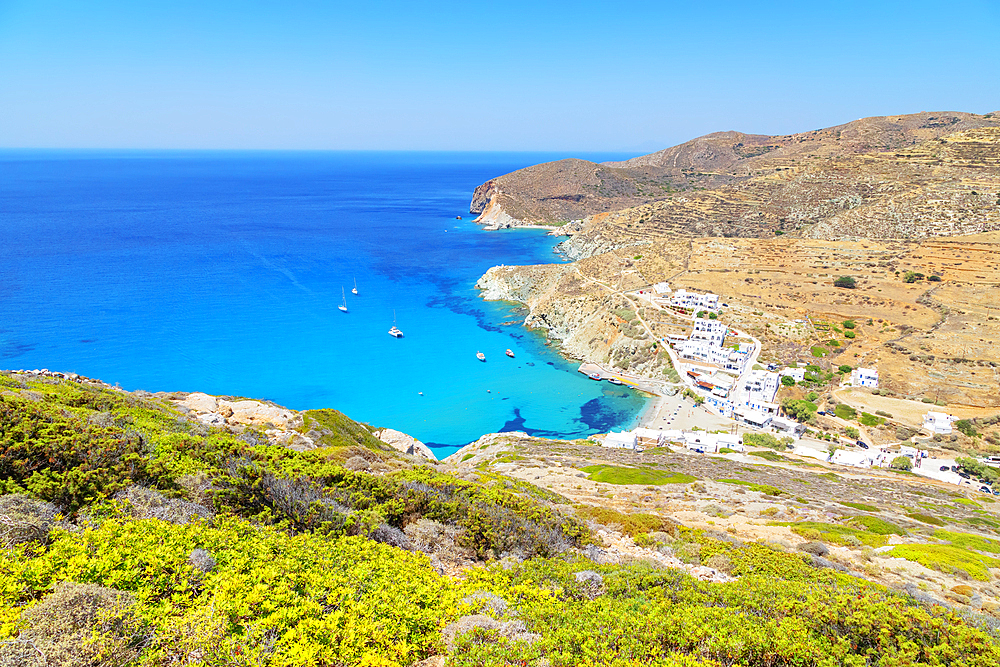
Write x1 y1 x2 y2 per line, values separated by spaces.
470 111 1000 248
479 232 1000 408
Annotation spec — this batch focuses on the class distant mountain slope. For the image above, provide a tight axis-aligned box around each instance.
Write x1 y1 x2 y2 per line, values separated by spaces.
470 111 1000 246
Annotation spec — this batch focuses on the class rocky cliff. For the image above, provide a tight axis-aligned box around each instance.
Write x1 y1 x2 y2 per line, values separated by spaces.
477 262 674 380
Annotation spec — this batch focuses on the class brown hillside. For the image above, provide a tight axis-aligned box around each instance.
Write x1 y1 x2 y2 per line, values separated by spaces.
471 111 1000 243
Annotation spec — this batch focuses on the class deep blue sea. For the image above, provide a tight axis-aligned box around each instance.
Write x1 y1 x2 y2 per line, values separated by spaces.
0 151 648 456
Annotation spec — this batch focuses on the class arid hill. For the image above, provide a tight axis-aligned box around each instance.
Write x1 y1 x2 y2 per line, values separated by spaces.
471 111 1000 246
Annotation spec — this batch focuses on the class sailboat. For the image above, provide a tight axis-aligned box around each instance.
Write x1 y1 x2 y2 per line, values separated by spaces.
338 287 348 313
351 278 358 295
388 310 403 338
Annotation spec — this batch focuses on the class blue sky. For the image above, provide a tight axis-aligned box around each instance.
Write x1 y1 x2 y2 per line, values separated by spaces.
0 0 997 151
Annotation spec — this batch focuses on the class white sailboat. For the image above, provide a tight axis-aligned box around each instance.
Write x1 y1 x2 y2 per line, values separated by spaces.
388 310 403 338
351 277 358 295
338 287 348 313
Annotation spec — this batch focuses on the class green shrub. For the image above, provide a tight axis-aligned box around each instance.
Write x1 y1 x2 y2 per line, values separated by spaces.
954 420 978 438
890 456 912 471
780 521 888 547
742 433 784 450
888 544 1000 581
575 506 679 538
717 479 784 496
933 529 1000 555
844 331 856 339
781 375 796 387
842 321 855 330
849 515 905 536
834 276 856 288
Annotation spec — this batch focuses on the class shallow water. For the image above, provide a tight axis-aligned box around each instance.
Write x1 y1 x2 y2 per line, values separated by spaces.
0 150 649 456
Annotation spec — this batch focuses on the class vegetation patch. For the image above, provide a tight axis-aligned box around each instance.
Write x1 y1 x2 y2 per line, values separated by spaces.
834 404 857 420
778 521 889 547
933 529 1000 555
716 479 784 496
887 544 1000 581
580 464 696 485
849 515 905 536
575 505 678 538
748 450 785 462
839 501 878 512
906 512 946 526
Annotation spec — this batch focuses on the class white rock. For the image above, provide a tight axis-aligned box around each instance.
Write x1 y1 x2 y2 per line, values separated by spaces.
180 392 218 413
378 428 436 460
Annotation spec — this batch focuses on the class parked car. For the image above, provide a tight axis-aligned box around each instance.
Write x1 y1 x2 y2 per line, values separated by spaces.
951 466 959 473
858 442 869 450
994 488 1000 496
981 486 993 494
817 410 826 415
940 465 951 472
959 472 971 479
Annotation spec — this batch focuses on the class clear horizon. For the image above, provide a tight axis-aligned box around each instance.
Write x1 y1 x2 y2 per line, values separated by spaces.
1 0 997 152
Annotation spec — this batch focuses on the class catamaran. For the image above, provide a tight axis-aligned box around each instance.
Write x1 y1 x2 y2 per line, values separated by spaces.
338 287 348 313
351 278 358 295
388 310 403 338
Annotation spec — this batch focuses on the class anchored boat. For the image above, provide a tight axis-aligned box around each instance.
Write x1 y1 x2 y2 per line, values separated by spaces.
338 287 348 313
476 351 486 362
505 349 514 358
388 310 403 338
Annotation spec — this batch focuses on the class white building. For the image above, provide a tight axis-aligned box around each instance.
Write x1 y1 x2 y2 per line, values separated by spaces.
653 282 671 295
603 431 638 449
831 449 873 468
779 367 806 383
735 408 772 430
682 432 742 454
669 289 720 312
771 415 806 436
632 428 665 447
743 370 780 407
850 367 879 388
691 319 728 346
923 411 956 435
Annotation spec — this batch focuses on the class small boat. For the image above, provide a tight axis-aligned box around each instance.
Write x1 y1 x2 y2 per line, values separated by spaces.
351 277 358 295
338 287 348 313
588 373 602 381
456 215 462 220
476 351 486 362
388 310 403 338
608 377 623 385
505 349 515 358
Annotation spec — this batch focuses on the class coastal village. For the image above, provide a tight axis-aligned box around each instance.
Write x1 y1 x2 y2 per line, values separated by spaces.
573 280 1000 496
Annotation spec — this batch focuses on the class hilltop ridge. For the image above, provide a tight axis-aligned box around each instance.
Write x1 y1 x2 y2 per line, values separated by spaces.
471 111 1000 244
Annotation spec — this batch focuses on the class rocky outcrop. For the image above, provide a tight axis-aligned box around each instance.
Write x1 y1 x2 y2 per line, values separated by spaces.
171 392 315 451
377 428 436 461
476 264 671 380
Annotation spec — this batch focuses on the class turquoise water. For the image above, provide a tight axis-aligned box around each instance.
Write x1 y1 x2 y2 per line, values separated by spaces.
0 151 648 456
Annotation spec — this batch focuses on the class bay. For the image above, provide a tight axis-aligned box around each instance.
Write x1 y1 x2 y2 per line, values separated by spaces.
0 150 648 456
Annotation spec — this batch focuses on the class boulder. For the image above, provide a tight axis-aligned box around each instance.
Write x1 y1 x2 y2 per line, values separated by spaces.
378 428 436 460
180 392 218 413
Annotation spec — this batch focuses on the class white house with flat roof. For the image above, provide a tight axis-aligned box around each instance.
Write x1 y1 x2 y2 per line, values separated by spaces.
670 289 720 312
602 430 638 449
653 282 671 294
850 367 879 388
691 319 727 345
923 411 956 435
743 370 780 408
831 449 873 468
779 367 806 383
